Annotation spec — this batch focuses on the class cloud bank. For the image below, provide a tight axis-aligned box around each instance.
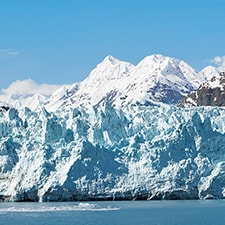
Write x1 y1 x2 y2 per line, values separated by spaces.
2 79 61 96
212 56 225 71
0 49 19 57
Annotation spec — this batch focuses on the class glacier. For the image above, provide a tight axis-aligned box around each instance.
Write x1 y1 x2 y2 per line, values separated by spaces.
1 104 225 201
0 54 224 202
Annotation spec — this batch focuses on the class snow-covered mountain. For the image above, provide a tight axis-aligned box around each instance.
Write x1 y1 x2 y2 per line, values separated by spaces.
199 65 220 82
45 54 201 111
1 105 225 201
0 79 61 111
0 93 49 111
0 54 221 111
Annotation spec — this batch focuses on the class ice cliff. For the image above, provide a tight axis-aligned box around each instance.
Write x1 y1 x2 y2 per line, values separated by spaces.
1 104 225 201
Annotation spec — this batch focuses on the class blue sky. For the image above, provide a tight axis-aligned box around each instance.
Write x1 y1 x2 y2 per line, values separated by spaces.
1 0 225 93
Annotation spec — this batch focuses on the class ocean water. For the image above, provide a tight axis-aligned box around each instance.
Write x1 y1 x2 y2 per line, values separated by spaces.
0 200 225 225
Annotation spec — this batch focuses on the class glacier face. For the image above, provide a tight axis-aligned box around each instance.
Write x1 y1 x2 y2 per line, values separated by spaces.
1 104 225 201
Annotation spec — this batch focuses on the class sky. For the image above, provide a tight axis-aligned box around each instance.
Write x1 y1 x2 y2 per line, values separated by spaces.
1 0 225 95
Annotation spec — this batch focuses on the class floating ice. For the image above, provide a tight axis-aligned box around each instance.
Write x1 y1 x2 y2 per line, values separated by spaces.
0 203 120 212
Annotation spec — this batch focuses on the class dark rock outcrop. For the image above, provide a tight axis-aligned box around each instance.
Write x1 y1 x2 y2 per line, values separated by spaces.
178 72 225 107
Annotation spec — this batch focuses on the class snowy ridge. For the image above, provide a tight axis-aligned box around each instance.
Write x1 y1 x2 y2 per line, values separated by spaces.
0 94 49 112
1 105 225 201
199 66 220 82
0 54 221 111
44 54 202 111
44 83 79 112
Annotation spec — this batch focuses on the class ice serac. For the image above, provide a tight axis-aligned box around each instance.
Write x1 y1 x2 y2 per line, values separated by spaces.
1 104 225 201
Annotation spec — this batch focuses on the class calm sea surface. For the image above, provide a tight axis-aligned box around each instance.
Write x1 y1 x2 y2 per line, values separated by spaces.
0 200 225 225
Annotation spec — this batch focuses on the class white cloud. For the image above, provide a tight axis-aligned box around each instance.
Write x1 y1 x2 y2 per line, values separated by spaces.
2 79 62 96
212 56 225 71
0 49 19 56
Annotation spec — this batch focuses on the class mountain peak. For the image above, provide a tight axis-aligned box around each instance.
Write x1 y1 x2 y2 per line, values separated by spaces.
138 54 165 64
150 54 168 62
136 54 181 69
199 66 219 80
1 54 219 112
44 53 200 110
81 55 134 89
102 55 120 65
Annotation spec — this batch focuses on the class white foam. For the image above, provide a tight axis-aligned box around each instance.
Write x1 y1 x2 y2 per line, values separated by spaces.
0 203 120 213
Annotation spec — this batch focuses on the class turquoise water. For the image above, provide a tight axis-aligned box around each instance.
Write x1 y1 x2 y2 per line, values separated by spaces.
0 200 225 225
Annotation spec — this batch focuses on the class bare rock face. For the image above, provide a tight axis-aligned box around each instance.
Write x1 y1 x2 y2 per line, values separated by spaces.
178 72 225 107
